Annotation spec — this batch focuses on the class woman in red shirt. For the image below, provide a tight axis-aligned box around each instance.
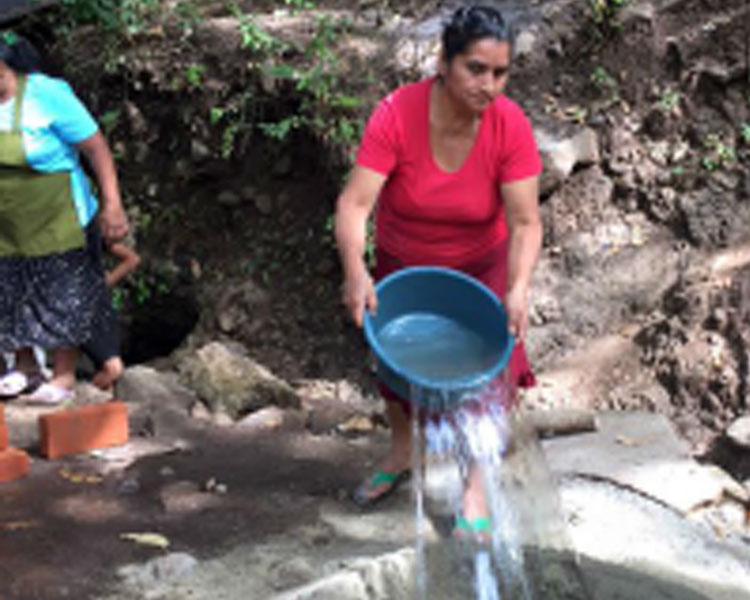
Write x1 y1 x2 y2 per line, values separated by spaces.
335 4 542 536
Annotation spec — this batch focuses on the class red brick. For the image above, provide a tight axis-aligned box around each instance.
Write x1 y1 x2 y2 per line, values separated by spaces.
0 404 7 450
38 401 129 460
0 447 30 483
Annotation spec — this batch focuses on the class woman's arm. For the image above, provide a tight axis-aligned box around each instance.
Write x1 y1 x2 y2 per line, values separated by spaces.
334 165 387 327
105 242 141 287
76 132 129 242
502 175 542 340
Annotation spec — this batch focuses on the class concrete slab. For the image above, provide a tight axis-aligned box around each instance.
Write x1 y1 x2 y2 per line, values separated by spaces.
540 411 746 513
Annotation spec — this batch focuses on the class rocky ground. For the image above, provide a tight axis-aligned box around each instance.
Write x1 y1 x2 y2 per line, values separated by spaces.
2 0 750 598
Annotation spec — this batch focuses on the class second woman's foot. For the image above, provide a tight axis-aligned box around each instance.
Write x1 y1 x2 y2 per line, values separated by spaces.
0 370 44 398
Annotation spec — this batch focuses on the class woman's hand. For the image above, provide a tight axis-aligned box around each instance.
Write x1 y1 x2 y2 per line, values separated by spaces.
502 176 541 342
77 132 129 242
99 203 129 242
342 262 377 327
505 284 529 341
334 166 386 327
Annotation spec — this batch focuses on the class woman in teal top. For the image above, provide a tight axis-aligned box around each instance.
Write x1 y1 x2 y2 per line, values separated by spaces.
0 32 129 404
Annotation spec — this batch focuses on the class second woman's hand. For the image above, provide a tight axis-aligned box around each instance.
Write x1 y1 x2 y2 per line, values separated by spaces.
99 204 129 242
342 263 378 328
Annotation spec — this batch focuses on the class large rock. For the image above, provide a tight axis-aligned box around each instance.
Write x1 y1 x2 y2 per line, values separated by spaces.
117 365 198 408
536 127 600 195
727 416 750 449
178 341 300 419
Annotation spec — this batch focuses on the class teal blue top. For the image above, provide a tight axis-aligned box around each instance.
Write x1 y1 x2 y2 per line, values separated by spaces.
0 72 100 227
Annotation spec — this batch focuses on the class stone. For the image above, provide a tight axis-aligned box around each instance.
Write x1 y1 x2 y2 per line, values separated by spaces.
537 127 600 195
118 552 198 590
267 557 317 591
191 139 211 161
214 280 271 336
178 341 300 420
123 100 148 136
271 570 367 600
189 400 212 421
117 365 198 409
255 193 274 215
514 29 537 58
160 480 218 514
237 406 286 430
335 414 376 435
217 190 242 207
727 416 750 448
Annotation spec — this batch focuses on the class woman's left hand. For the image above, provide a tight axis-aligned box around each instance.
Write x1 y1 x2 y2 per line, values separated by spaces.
99 204 129 242
505 284 529 341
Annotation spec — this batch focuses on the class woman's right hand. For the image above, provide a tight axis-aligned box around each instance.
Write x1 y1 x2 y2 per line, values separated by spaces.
342 263 378 327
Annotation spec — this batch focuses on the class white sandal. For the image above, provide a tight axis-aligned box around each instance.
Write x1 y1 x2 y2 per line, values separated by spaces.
0 371 43 398
25 383 74 406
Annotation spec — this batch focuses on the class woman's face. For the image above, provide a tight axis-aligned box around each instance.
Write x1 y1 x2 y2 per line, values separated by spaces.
441 38 511 115
0 60 15 101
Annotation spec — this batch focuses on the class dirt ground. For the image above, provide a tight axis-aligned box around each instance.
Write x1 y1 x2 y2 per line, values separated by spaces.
1 391 392 600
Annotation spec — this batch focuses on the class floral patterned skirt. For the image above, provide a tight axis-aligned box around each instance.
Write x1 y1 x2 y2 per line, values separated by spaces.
0 223 114 352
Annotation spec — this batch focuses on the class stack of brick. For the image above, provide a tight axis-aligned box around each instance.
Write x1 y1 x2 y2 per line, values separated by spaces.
0 404 30 483
0 401 130 483
39 401 129 459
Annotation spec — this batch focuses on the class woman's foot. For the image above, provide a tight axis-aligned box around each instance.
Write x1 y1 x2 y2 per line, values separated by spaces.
453 513 492 544
92 357 124 391
351 468 411 507
25 382 74 406
453 464 492 543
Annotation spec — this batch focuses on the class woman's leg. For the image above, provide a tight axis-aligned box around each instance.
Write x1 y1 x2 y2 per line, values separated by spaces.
91 356 124 391
381 398 413 471
354 398 413 501
15 347 40 374
462 463 489 520
50 347 78 390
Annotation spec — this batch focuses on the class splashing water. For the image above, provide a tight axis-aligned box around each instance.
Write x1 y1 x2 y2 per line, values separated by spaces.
408 372 573 600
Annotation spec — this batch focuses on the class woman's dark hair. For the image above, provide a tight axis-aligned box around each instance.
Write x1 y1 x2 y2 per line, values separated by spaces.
0 32 41 73
442 4 514 63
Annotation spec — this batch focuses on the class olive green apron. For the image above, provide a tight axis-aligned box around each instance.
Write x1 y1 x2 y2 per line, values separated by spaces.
0 75 85 257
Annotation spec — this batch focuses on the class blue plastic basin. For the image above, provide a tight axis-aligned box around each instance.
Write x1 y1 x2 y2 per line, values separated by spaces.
364 266 515 411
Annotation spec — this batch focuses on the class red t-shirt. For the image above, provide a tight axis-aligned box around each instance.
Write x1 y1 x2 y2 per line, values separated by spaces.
356 77 542 267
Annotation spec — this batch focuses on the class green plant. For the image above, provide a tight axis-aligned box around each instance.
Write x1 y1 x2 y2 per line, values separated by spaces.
98 108 122 136
702 133 735 171
284 0 314 11
56 0 201 41
230 2 284 54
58 0 160 35
588 0 629 40
183 63 206 90
257 14 365 159
740 122 750 145
589 0 629 24
590 66 620 104
660 89 681 112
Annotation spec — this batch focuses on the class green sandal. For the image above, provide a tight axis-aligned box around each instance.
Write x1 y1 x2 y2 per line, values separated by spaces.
351 469 411 507
453 514 493 542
